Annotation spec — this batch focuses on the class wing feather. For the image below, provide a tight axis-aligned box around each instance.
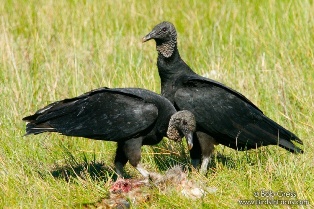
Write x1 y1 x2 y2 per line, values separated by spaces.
174 77 302 151
24 88 159 141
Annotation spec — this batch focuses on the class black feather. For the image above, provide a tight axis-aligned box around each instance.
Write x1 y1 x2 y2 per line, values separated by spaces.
143 21 303 159
23 87 182 177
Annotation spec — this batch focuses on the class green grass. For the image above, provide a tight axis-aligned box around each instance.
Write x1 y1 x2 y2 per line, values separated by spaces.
1 0 314 208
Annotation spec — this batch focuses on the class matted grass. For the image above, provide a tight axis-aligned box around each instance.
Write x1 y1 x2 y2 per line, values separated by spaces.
1 0 313 208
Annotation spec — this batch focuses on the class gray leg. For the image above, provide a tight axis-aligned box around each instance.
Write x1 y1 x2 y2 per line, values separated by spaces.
197 132 217 175
191 159 201 168
200 156 211 175
123 137 150 178
115 162 125 177
189 132 202 168
114 142 128 177
135 164 150 179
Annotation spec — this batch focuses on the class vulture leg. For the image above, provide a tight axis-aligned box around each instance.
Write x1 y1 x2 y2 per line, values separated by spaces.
114 142 128 177
189 132 202 168
124 137 149 178
197 132 217 175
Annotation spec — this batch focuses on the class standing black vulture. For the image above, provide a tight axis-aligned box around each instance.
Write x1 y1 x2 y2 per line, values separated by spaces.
23 87 196 178
142 21 303 173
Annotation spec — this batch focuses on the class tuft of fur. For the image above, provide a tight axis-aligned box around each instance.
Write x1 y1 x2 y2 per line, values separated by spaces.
84 166 216 208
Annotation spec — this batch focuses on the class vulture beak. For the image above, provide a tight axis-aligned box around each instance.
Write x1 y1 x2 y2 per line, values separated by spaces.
184 132 194 150
142 31 155 42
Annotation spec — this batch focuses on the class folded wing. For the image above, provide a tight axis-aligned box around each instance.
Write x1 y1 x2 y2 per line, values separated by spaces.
174 76 302 153
23 88 159 141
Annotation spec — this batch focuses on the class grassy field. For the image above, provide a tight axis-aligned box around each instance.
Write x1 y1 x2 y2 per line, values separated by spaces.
1 0 314 208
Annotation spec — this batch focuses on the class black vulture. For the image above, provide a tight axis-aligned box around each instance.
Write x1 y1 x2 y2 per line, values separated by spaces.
142 21 303 173
23 87 196 178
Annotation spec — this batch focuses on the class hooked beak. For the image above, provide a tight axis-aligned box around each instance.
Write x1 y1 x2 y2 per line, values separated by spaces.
184 132 194 150
142 31 155 43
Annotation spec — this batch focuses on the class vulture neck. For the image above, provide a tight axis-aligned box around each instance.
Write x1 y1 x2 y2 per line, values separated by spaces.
157 45 195 83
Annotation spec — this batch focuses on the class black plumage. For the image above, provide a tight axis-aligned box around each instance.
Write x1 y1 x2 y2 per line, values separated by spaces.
143 21 303 173
23 87 196 178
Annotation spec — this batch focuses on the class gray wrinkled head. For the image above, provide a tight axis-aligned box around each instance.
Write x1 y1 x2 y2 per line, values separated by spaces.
167 110 196 150
142 21 177 58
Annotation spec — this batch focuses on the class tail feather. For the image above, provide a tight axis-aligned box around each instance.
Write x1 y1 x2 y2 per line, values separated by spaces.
25 122 56 135
251 120 303 153
233 118 303 153
23 96 83 135
279 139 303 153
262 116 303 145
22 100 63 122
261 117 303 153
